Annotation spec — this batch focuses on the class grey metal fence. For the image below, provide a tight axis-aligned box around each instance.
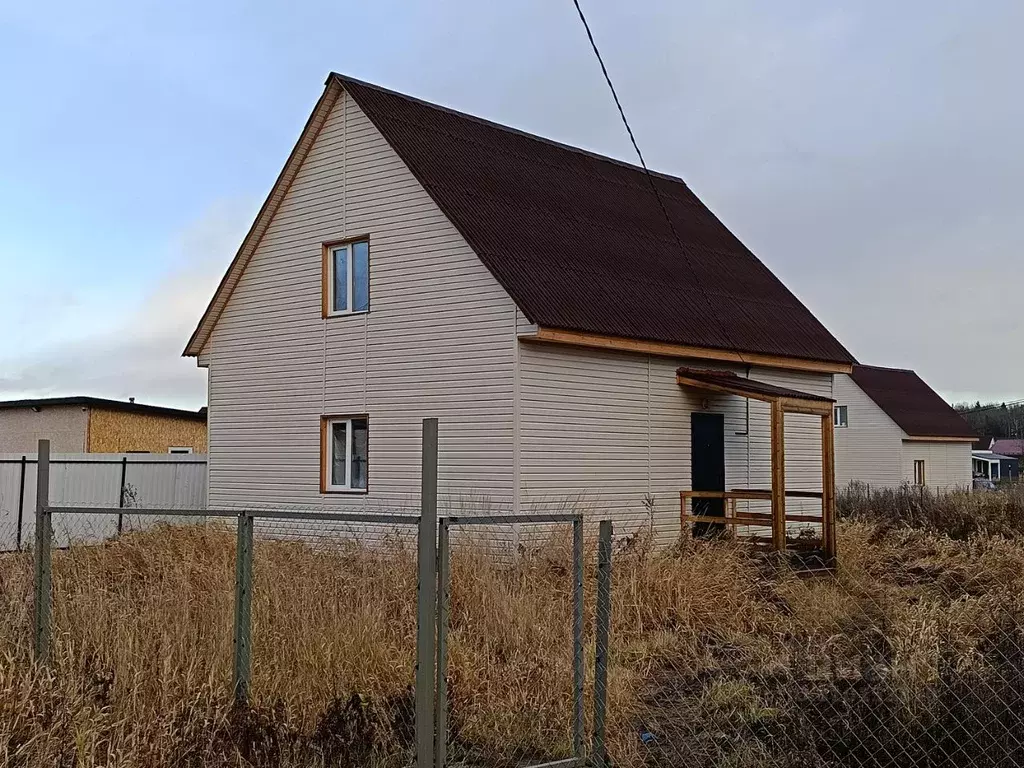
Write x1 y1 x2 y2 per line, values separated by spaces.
432 512 597 768
15 425 615 768
0 450 206 551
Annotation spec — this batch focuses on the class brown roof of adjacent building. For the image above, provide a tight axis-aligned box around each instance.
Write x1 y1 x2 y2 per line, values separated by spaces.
990 439 1024 456
850 365 975 439
0 397 207 422
336 75 855 365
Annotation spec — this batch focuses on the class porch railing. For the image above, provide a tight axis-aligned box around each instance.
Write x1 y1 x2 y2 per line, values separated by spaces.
680 489 832 559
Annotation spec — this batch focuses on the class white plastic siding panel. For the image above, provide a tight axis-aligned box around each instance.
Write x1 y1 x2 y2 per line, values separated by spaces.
901 442 972 491
206 90 517 518
833 374 905 490
518 344 832 543
747 368 830 519
515 308 538 335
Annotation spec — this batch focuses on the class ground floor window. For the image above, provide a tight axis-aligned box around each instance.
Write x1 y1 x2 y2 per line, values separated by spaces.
913 459 926 486
323 416 369 492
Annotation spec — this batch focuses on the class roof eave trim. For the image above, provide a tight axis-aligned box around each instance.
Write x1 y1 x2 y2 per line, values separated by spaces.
524 326 855 375
183 80 345 357
902 435 978 443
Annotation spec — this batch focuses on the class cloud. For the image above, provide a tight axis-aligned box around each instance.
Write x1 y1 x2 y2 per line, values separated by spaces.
0 201 248 409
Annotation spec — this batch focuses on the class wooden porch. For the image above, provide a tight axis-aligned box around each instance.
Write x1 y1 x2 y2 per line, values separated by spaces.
676 368 838 563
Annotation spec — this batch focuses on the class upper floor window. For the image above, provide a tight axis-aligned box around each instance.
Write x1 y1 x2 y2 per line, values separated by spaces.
834 405 849 428
324 239 369 316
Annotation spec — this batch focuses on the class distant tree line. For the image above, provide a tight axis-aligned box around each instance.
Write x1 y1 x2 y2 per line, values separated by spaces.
954 400 1024 438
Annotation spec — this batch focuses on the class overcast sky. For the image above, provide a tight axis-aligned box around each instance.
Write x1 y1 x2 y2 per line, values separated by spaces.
1 0 1020 408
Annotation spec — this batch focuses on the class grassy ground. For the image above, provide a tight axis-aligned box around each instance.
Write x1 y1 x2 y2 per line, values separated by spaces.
2 485 1024 767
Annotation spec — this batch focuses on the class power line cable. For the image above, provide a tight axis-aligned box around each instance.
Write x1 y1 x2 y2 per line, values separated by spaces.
569 0 746 363
958 398 1024 417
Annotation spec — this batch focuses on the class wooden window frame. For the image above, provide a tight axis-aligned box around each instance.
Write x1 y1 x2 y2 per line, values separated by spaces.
321 236 370 318
913 459 926 486
833 405 848 428
320 415 370 493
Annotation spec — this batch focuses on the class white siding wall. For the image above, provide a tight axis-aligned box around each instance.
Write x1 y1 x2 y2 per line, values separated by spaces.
202 85 840 536
517 342 833 540
901 442 972 491
205 89 518 515
833 373 905 490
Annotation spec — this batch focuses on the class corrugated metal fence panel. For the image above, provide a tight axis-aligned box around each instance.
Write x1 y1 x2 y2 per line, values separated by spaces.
0 454 207 551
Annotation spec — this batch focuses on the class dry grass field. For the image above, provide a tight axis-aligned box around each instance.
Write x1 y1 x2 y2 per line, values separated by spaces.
2 484 1024 767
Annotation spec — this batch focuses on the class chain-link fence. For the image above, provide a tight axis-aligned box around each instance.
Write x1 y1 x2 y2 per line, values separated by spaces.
8 429 1024 767
433 512 590 768
7 430 617 768
593 483 1024 768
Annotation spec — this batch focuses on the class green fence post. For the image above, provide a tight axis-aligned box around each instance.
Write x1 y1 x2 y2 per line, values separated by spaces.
592 520 613 768
573 516 585 759
416 418 439 768
233 511 254 702
435 518 450 767
32 439 52 665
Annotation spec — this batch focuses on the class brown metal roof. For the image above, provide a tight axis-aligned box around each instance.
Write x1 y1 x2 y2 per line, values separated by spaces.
676 367 834 403
335 74 855 366
850 365 975 439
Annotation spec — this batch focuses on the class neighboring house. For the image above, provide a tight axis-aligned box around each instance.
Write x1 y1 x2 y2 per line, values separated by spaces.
185 73 858 550
0 397 207 454
989 438 1024 459
834 365 975 491
974 436 997 452
971 451 1019 482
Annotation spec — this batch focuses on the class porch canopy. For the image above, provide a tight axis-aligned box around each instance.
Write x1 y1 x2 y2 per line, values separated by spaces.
676 367 837 561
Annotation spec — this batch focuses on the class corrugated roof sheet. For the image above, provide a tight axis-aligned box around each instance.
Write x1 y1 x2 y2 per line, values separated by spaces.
991 439 1024 457
676 367 834 402
850 365 975 439
336 74 855 366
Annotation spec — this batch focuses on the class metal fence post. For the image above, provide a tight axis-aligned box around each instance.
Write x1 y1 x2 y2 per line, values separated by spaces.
572 516 585 760
32 439 52 664
16 454 27 551
116 456 128 535
416 418 439 768
233 511 254 702
434 518 451 768
592 520 613 768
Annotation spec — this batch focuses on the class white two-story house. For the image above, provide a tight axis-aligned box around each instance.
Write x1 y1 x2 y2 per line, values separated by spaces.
185 74 857 553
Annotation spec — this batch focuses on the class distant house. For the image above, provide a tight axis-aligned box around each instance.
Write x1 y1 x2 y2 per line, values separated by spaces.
0 397 207 454
185 73 859 556
971 451 1019 482
989 438 1024 459
834 366 975 491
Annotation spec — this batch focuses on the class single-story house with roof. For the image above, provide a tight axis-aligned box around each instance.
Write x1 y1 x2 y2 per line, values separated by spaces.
0 396 207 454
834 365 975 491
990 438 1024 459
185 74 861 558
971 451 1019 482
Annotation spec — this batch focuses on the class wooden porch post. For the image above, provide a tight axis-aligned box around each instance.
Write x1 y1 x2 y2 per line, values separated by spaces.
770 400 786 551
820 412 837 560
